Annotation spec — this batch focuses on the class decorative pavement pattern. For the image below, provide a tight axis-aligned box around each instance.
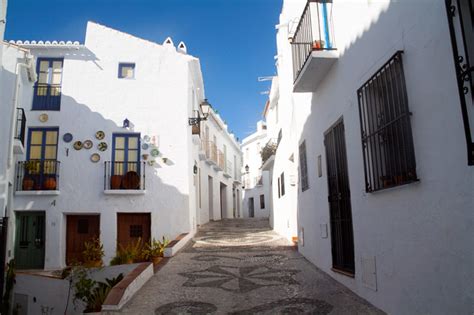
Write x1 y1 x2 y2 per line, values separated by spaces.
106 218 385 315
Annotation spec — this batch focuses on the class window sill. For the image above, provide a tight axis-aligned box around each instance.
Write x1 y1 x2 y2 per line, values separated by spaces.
15 190 60 196
104 190 146 195
331 267 355 278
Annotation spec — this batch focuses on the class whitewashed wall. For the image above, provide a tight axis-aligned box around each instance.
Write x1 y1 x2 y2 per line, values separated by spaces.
276 0 474 314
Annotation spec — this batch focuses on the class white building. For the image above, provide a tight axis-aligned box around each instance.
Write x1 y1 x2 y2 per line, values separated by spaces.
241 120 271 218
269 0 474 314
5 21 241 270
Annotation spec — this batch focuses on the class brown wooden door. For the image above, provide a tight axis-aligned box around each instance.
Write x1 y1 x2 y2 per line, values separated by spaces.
66 215 100 265
117 213 151 249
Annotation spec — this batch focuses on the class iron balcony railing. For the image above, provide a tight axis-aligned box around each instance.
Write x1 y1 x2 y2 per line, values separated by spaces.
255 176 263 186
261 138 277 164
210 142 218 164
225 160 233 176
14 108 26 146
16 160 60 191
104 161 146 190
201 139 211 158
32 84 62 110
291 0 336 83
217 150 225 170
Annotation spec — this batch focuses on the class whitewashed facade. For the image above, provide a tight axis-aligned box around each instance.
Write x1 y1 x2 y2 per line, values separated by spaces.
241 121 271 218
5 21 241 270
270 0 474 314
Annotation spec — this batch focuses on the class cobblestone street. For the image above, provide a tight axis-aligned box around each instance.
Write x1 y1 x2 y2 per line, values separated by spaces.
110 219 384 314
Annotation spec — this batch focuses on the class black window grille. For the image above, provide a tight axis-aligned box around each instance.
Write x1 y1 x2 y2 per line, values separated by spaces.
129 225 143 238
278 177 281 198
77 219 89 234
260 194 265 209
299 141 309 191
357 51 418 192
280 172 286 196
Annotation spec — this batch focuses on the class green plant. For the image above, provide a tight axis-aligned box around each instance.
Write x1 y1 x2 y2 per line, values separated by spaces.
142 236 169 260
24 160 39 173
111 238 143 265
2 259 16 315
82 237 104 267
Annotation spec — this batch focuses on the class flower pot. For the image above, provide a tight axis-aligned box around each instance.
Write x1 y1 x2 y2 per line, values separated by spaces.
125 258 134 264
43 177 57 190
110 175 122 189
85 260 102 268
152 256 163 265
22 177 34 191
313 40 325 50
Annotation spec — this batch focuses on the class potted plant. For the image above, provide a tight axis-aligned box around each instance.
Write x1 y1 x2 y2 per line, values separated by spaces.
82 237 104 268
110 175 122 189
22 161 38 190
43 177 57 190
313 39 325 49
116 238 143 264
142 237 169 265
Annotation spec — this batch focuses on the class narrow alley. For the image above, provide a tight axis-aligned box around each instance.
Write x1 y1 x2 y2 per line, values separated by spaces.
110 219 384 314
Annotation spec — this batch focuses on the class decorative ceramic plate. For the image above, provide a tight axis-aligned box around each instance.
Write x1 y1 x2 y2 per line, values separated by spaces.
39 113 48 122
98 142 108 151
143 135 151 143
83 140 93 149
90 153 100 163
142 154 149 160
142 143 149 150
63 133 73 143
95 131 105 140
73 141 83 150
147 160 155 166
150 148 159 157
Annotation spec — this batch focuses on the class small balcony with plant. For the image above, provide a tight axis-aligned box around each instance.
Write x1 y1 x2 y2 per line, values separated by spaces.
104 161 146 194
16 160 60 195
290 0 338 92
13 108 27 155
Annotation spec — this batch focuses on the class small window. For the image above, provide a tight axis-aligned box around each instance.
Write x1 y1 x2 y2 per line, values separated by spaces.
358 51 418 192
299 141 309 191
280 172 285 196
278 177 281 198
317 155 322 177
129 225 143 238
260 194 265 209
118 63 135 79
77 219 89 234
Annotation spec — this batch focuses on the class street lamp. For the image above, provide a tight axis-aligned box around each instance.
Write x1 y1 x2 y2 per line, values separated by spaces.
245 164 249 174
188 99 212 126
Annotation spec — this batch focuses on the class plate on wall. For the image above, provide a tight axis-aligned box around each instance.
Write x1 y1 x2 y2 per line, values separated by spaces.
95 131 105 140
150 148 159 157
98 142 108 151
73 141 83 150
39 113 48 122
142 143 149 150
143 135 151 143
83 140 93 149
90 153 100 163
63 133 73 143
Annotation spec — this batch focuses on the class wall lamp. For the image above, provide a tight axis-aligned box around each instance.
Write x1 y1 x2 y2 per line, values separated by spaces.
188 99 212 126
245 164 249 174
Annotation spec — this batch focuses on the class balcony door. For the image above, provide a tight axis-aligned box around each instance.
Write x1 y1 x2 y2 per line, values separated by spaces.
33 58 63 110
26 128 58 190
112 133 140 176
324 119 355 274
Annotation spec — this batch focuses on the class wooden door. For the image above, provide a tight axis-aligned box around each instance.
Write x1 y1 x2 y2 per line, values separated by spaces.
15 212 45 269
66 215 100 265
324 119 355 274
117 213 151 249
249 198 255 218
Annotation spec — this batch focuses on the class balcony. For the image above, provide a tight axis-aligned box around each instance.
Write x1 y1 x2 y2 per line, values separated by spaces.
199 139 209 161
13 108 26 154
104 161 146 194
32 84 61 110
16 160 60 195
291 0 338 92
213 150 225 172
224 160 232 179
205 141 218 166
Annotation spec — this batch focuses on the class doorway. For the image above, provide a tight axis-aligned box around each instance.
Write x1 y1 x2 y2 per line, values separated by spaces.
220 183 227 219
117 213 151 250
66 215 100 265
248 197 255 218
15 212 45 269
208 176 213 220
324 119 355 274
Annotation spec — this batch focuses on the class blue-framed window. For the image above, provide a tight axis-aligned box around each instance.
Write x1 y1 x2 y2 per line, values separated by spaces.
112 133 140 175
32 58 63 111
118 63 135 79
25 127 59 189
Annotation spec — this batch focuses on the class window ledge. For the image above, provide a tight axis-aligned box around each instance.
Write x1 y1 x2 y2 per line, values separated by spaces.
15 190 60 196
104 190 146 195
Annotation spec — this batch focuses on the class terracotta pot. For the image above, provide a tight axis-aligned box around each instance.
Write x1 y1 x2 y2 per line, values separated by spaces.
43 177 57 190
125 258 134 264
122 171 140 189
152 256 163 265
110 175 122 189
22 177 34 190
86 260 102 268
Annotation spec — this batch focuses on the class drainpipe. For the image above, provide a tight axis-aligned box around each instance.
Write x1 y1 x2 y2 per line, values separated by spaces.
7 52 35 169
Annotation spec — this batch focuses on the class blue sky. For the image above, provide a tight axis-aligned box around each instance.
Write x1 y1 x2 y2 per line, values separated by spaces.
5 0 282 141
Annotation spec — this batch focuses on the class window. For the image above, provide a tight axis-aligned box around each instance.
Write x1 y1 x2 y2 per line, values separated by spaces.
77 219 89 234
317 155 322 177
278 177 281 198
299 141 309 191
260 194 265 209
118 63 135 79
280 172 285 196
357 51 418 192
112 133 140 175
277 129 282 146
33 58 63 110
129 225 143 238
